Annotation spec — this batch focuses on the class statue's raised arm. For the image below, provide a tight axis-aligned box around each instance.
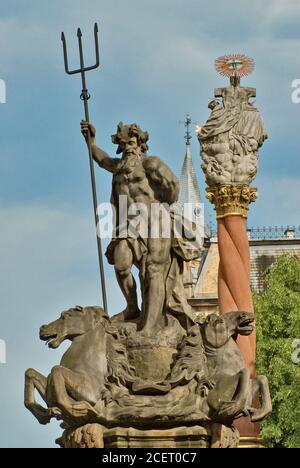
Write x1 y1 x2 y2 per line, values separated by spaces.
81 120 121 173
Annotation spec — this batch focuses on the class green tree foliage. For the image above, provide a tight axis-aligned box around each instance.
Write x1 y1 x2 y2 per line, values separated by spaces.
254 254 300 448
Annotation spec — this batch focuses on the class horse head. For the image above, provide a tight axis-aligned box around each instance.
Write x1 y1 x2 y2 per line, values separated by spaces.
39 305 108 349
200 311 255 350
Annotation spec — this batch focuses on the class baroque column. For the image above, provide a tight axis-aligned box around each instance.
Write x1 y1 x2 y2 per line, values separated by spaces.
198 55 268 440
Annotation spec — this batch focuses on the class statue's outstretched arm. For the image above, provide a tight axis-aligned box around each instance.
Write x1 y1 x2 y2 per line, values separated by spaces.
92 145 120 173
81 120 120 173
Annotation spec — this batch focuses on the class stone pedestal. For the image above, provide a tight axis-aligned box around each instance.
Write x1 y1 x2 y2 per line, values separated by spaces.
104 426 210 448
57 423 240 449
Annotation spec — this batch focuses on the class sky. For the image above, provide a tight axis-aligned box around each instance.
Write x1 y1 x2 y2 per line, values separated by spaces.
0 0 299 448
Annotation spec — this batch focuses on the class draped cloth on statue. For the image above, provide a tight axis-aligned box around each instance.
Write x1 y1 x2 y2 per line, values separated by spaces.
106 207 202 328
199 86 268 187
232 109 267 151
200 102 267 148
199 103 241 141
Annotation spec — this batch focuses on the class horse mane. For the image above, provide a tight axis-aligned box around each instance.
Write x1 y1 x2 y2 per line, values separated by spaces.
101 322 137 404
165 324 213 393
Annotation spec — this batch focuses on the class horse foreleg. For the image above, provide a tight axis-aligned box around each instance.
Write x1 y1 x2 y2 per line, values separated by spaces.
215 369 251 420
249 375 272 422
24 368 52 425
50 366 97 422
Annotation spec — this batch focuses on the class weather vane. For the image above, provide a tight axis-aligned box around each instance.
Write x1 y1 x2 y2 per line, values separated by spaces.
184 114 192 145
215 54 255 79
179 114 196 146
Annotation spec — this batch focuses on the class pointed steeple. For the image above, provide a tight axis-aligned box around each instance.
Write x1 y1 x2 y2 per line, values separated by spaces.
178 115 211 239
178 114 202 206
178 143 202 207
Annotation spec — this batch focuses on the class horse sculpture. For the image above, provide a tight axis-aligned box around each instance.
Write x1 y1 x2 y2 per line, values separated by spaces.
25 306 110 425
200 311 272 423
25 307 271 430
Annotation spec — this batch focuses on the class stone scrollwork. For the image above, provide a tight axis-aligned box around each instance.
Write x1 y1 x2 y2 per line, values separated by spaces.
206 185 258 219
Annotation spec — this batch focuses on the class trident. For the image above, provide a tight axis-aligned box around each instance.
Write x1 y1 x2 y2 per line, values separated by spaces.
61 23 108 314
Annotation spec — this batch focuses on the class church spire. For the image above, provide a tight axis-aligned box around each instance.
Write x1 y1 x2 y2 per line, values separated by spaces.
178 115 202 207
178 115 211 239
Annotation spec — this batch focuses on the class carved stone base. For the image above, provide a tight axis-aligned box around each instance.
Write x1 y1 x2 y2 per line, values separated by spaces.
57 424 240 449
115 315 185 381
104 426 210 448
